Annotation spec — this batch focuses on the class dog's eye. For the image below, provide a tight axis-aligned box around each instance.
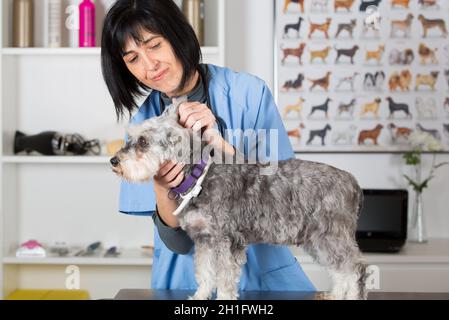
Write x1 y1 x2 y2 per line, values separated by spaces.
138 136 148 147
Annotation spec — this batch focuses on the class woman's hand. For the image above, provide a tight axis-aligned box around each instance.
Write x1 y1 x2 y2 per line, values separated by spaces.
153 160 184 228
178 101 235 156
154 161 185 191
178 101 216 132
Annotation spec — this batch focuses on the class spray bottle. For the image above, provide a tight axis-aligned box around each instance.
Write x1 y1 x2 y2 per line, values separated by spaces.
79 0 95 47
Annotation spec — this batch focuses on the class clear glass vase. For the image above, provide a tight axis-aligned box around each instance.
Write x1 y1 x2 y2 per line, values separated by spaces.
409 190 427 243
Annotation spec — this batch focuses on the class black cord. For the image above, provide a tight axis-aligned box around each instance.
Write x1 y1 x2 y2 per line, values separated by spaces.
64 134 101 155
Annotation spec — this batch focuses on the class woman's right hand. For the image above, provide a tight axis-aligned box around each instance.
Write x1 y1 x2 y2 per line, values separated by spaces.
153 161 185 228
154 161 185 191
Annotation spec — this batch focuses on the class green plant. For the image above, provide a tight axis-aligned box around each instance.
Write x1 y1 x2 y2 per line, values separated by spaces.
402 132 449 193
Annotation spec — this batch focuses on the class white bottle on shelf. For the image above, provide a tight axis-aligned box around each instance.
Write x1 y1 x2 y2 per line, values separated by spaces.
43 0 62 47
64 0 80 47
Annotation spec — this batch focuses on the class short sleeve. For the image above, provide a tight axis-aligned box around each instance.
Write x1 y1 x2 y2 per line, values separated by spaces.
119 180 156 216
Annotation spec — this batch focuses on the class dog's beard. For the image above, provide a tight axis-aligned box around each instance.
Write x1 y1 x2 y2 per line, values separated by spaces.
120 152 160 183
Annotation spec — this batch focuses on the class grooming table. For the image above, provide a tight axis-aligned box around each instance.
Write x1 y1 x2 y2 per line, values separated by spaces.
114 289 449 300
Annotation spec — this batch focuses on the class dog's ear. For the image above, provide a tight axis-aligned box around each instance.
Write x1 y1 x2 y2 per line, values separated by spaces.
161 95 188 120
166 131 183 146
126 124 143 140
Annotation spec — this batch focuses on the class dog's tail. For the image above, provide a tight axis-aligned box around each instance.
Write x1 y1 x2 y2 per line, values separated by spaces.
356 187 364 218
355 186 368 300
355 260 368 300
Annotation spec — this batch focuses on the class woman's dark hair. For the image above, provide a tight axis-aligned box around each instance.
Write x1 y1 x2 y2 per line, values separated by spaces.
101 0 202 121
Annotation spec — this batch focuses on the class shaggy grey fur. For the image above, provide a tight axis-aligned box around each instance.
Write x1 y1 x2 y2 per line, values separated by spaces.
111 98 367 300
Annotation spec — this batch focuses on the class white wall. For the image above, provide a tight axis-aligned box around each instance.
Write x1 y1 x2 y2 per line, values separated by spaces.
225 0 449 238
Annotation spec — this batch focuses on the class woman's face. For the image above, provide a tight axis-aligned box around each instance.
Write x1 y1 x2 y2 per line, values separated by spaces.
122 30 184 97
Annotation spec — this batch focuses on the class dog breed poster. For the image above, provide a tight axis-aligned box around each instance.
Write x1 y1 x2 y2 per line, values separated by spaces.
275 0 449 152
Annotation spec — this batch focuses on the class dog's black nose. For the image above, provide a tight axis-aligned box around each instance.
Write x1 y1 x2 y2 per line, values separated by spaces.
110 157 120 167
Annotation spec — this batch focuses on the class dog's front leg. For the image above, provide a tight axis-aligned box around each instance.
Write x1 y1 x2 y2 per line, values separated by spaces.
188 242 217 300
216 243 247 300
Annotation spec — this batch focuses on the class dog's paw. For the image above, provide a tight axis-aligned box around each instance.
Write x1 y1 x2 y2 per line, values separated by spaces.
187 295 208 300
216 292 239 300
314 292 336 300
216 295 238 300
188 292 211 300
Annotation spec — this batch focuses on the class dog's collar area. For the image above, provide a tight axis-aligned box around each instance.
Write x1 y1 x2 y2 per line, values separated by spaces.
169 158 208 200
170 157 212 216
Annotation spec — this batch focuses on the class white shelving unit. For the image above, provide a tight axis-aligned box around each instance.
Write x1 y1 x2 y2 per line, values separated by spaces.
3 248 153 266
292 239 449 293
1 47 102 55
3 239 449 295
0 0 225 300
1 46 221 56
2 156 110 164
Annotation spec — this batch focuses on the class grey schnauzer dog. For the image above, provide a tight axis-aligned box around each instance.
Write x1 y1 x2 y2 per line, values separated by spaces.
111 98 367 300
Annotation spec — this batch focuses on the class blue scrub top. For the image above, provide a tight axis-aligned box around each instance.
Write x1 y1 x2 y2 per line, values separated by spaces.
119 64 316 291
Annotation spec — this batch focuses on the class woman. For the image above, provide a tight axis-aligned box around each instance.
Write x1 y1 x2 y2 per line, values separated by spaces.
101 0 315 292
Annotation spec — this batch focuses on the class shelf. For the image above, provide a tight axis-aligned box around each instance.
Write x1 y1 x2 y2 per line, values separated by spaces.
3 256 152 266
3 249 153 266
2 47 101 55
4 239 449 267
291 239 449 265
1 156 111 164
1 46 220 56
293 146 449 154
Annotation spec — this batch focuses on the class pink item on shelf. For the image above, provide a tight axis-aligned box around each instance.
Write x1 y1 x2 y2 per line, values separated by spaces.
16 240 46 258
79 0 95 47
23 240 41 249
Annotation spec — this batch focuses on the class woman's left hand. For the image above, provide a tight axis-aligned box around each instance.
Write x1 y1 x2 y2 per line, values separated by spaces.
178 101 216 132
178 101 235 156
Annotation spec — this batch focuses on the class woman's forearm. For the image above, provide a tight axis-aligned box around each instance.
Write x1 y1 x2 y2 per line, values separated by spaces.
222 140 236 156
154 184 180 228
